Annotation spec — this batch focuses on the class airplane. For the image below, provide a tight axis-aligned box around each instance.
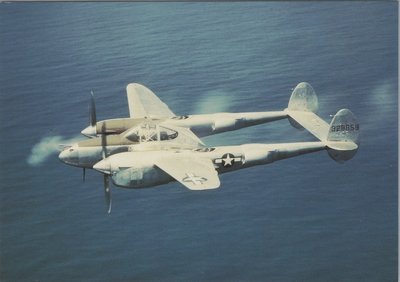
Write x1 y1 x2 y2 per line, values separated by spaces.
59 82 360 213
60 81 319 171
61 82 299 181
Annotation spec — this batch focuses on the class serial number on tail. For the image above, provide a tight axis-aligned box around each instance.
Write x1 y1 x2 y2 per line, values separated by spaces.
330 124 359 132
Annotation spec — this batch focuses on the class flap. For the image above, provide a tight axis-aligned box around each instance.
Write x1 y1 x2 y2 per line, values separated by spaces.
155 156 220 190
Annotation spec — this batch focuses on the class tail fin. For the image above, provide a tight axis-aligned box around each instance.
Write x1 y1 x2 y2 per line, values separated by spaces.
285 82 329 141
287 82 318 129
286 92 360 163
326 109 359 163
288 82 319 113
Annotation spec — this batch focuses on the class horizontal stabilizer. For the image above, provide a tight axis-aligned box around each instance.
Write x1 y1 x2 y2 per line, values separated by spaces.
326 141 358 151
285 110 330 141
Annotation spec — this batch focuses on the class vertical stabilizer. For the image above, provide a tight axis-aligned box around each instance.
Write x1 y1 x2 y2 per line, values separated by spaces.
326 109 360 163
288 82 318 113
287 82 319 129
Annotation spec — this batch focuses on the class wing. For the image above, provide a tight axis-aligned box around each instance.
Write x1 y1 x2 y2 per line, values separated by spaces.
155 156 220 190
126 83 175 118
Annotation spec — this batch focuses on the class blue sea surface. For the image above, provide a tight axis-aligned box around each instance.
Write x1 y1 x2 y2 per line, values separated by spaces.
0 2 397 281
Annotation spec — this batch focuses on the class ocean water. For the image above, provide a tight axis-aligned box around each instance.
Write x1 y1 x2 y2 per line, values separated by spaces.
0 2 397 281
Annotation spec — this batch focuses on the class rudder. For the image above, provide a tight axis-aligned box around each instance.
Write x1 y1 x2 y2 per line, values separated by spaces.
288 82 319 113
326 109 360 163
288 82 319 129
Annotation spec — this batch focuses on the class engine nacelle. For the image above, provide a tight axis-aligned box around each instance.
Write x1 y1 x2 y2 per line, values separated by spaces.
111 166 172 188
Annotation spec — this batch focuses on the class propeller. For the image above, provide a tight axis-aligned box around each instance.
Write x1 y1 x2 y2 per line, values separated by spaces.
104 174 112 214
93 157 112 214
90 90 97 127
101 122 112 214
81 91 97 182
80 90 112 212
81 91 97 138
101 123 107 158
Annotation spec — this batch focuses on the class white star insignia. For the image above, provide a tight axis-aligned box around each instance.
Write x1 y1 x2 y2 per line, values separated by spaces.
222 154 234 166
214 153 243 168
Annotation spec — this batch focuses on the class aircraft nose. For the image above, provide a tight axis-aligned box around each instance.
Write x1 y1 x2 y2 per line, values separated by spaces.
58 147 79 165
58 150 68 162
93 159 111 174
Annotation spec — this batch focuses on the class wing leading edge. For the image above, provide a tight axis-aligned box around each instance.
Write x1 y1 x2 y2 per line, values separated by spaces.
127 83 175 119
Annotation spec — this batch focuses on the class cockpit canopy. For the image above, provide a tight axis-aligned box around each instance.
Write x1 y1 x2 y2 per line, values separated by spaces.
125 123 178 142
123 122 203 148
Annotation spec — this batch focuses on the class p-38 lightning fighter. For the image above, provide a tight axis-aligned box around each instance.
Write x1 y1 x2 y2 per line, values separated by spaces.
60 82 306 171
59 82 360 213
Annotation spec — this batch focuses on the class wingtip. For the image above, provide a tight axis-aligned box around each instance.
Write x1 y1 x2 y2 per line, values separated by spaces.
126 83 143 91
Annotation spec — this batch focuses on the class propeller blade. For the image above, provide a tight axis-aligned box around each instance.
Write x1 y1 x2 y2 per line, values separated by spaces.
81 91 97 137
90 90 97 127
83 168 86 183
101 123 107 159
104 174 112 214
